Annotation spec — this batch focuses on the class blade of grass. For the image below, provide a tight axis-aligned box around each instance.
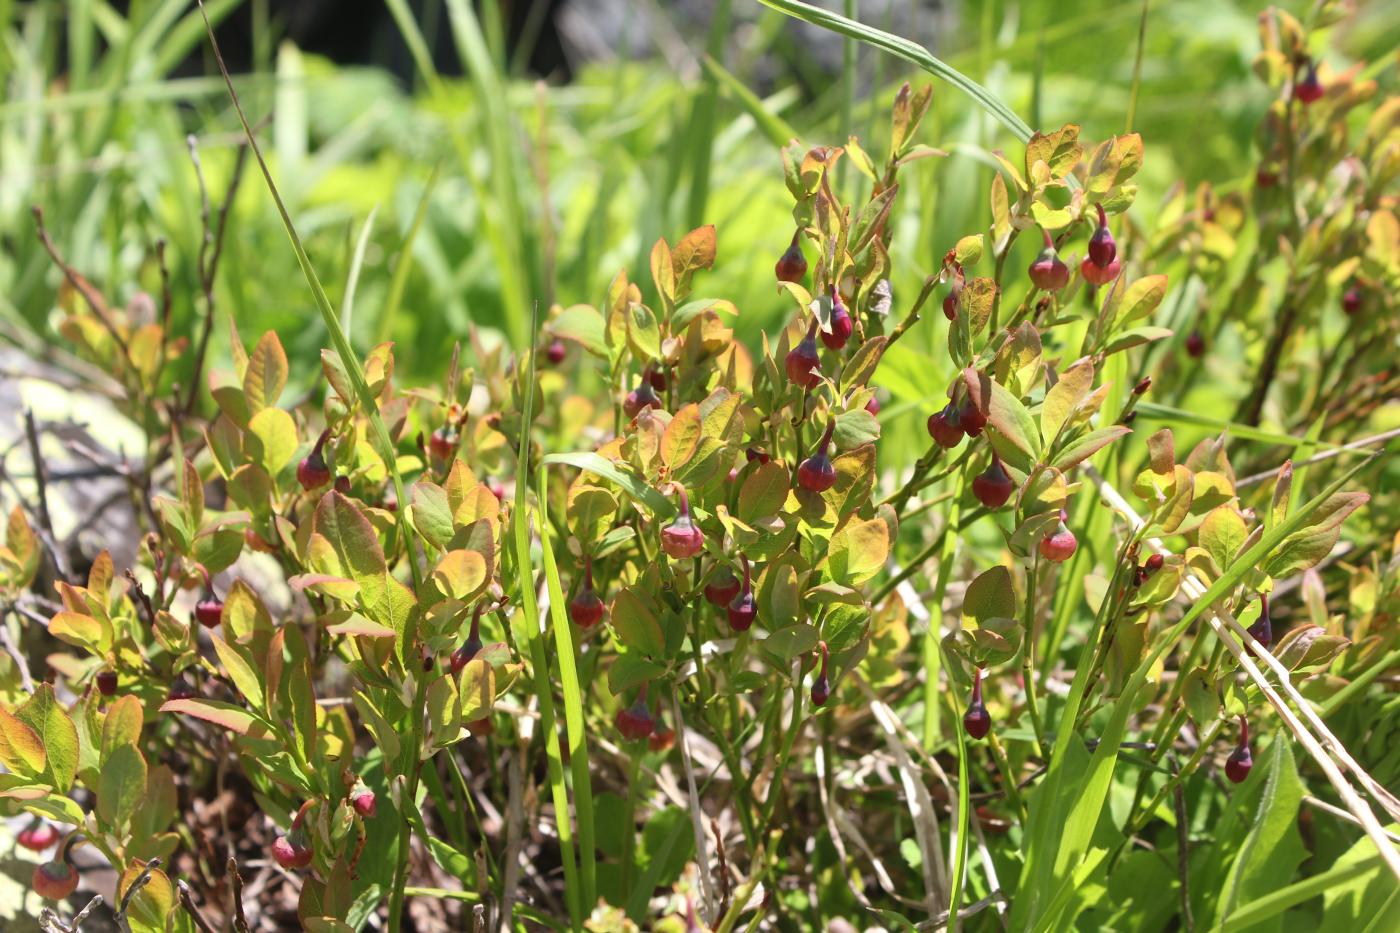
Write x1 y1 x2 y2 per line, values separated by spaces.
685 0 731 228
376 161 442 346
195 1 421 591
1214 850 1387 932
536 462 598 912
756 0 1034 143
340 206 378 342
1124 0 1151 134
700 55 801 148
1133 402 1340 448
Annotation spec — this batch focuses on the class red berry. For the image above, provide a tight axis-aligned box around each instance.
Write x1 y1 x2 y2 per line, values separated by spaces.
1225 716 1252 784
1145 553 1165 572
821 291 853 351
195 595 222 629
971 455 1015 509
648 367 668 392
569 558 606 628
18 820 59 852
32 859 78 900
271 833 313 870
745 448 771 465
784 320 823 389
963 669 991 740
545 339 567 365
96 669 118 697
865 393 880 416
927 402 964 449
1028 229 1070 291
1255 168 1279 189
1342 286 1362 315
774 231 808 283
351 788 377 819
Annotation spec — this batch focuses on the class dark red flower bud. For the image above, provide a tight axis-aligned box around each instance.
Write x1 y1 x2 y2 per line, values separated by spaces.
271 831 313 870
1247 594 1273 650
18 820 59 852
615 684 655 741
168 677 196 701
660 487 704 559
745 447 771 465
785 319 823 389
648 725 676 752
297 429 333 490
569 557 607 629
865 393 880 416
1039 511 1077 563
545 339 567 365
821 290 854 351
96 669 118 696
1089 204 1116 266
196 593 223 629
648 367 669 392
1134 376 1152 395
959 397 987 438
1145 553 1165 573
971 454 1015 509
943 267 964 321
810 642 831 707
1028 229 1070 291
623 380 662 419
1080 256 1121 286
32 859 78 900
727 556 757 632
1255 168 1278 189
1294 61 1323 104
797 422 838 493
350 787 377 819
429 428 457 462
1185 330 1206 358
1342 285 1362 316
963 669 991 740
704 564 741 608
451 604 486 674
927 402 964 448
1225 715 1252 784
774 231 808 283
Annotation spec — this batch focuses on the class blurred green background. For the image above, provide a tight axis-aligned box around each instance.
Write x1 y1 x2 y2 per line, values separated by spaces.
3 0 1397 413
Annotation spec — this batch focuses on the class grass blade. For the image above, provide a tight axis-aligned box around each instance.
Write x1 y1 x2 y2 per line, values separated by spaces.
537 462 598 910
701 55 801 148
195 1 421 592
376 161 442 346
756 0 1035 142
340 206 378 341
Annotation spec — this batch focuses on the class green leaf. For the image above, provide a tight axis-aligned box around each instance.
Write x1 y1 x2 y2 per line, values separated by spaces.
242 331 288 413
97 743 148 830
608 656 665 695
15 685 78 793
834 409 881 450
0 705 46 778
1200 506 1248 572
1041 360 1095 444
827 515 890 586
247 408 298 477
1051 426 1130 471
211 634 265 712
410 481 455 551
985 380 1041 458
1181 668 1220 727
610 588 665 658
159 699 268 736
551 304 608 357
962 566 1016 628
738 462 790 521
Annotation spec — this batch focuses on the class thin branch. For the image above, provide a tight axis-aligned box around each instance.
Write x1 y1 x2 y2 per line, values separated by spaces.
176 880 219 933
31 206 131 362
1236 427 1400 489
